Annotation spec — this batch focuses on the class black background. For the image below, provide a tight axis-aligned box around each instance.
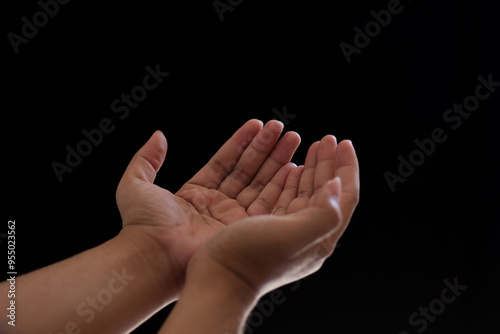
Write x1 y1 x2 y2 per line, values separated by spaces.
3 0 500 333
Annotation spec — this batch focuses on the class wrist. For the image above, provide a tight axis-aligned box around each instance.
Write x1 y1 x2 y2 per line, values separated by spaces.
186 251 260 308
117 226 184 301
160 252 260 334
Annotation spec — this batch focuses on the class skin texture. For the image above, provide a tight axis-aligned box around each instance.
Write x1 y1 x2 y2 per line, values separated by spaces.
116 120 304 294
0 120 359 334
159 124 360 334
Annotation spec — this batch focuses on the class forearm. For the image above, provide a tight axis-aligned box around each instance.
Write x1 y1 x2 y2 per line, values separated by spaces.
159 256 259 334
0 229 178 334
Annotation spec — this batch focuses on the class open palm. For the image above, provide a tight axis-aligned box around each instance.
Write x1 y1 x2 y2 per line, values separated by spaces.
115 119 359 294
187 134 360 295
116 120 300 286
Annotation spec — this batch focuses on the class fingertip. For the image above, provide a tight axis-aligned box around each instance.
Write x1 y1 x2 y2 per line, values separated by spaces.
137 130 168 174
321 134 337 145
241 119 265 136
153 129 167 144
287 131 301 148
248 119 264 128
339 139 354 151
266 119 284 132
336 139 358 164
151 130 168 152
284 130 301 139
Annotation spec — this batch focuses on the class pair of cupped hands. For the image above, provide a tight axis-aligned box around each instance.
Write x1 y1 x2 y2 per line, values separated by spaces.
116 119 359 301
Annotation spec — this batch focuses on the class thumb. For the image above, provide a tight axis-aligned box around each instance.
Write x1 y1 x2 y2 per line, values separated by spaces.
278 177 343 253
119 131 168 186
311 176 342 212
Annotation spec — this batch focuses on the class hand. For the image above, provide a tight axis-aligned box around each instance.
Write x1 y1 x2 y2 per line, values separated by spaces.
185 135 360 296
115 120 301 295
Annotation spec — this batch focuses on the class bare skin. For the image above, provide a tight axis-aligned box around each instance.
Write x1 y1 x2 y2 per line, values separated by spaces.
159 126 360 334
0 119 359 334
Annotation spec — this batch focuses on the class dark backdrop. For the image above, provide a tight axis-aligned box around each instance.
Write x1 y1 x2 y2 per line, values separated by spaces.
3 0 499 333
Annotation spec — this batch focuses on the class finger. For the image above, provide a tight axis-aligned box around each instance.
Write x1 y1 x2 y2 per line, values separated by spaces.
217 120 284 198
276 177 343 254
119 131 168 186
186 119 263 189
313 135 337 191
297 141 320 199
274 165 304 215
236 131 301 208
285 139 319 213
284 180 346 276
334 140 360 224
246 163 296 216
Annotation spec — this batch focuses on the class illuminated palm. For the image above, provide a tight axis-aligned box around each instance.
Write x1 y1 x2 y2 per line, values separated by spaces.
115 119 359 295
115 120 301 290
